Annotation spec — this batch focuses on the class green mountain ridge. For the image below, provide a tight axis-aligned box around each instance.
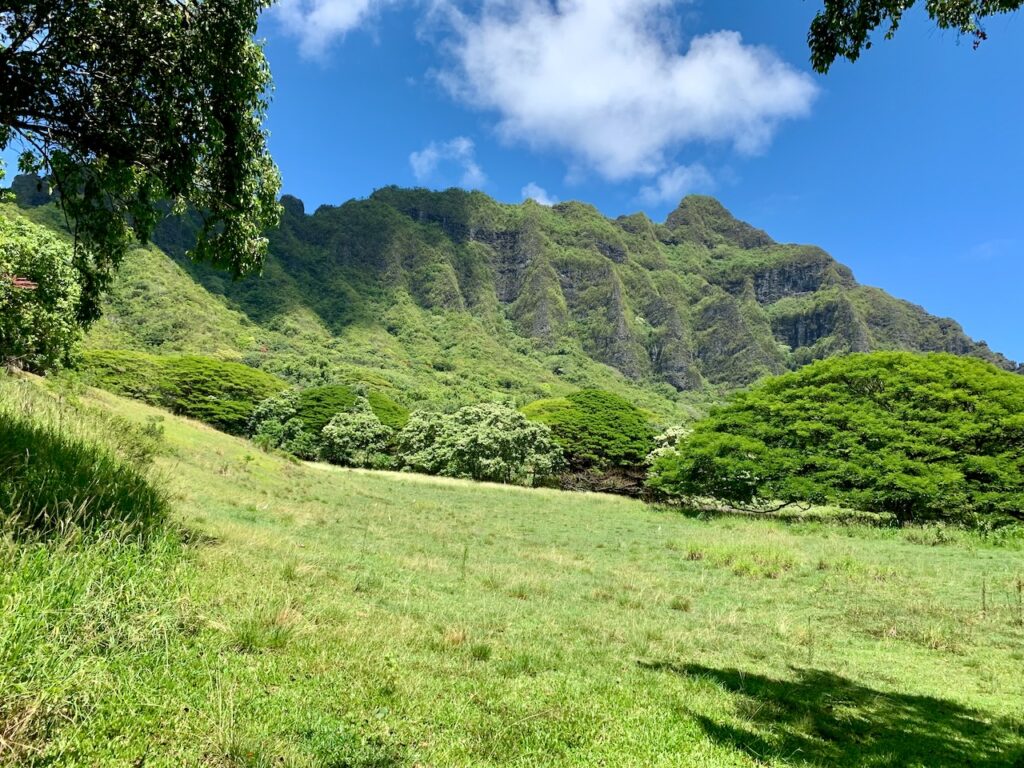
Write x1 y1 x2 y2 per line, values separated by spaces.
7 181 1017 419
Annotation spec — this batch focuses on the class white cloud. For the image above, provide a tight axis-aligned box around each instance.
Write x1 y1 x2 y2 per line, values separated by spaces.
273 1 818 183
967 238 1018 262
409 136 486 188
637 163 713 205
273 0 397 58
521 182 558 206
436 0 818 180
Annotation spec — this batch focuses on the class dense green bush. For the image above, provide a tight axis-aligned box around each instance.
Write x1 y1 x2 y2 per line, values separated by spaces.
79 349 286 435
249 385 409 458
366 390 410 429
248 390 319 459
77 348 165 400
292 385 407 432
647 353 1024 525
522 389 656 471
0 377 167 536
294 385 359 434
393 411 445 471
646 426 692 466
160 356 287 434
320 405 394 469
397 403 562 485
0 207 82 371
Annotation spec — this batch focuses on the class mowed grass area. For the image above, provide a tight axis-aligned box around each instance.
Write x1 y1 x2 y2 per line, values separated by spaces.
4 382 1024 766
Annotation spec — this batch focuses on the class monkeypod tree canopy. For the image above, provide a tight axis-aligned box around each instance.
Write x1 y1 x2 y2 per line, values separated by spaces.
647 353 1024 525
523 390 656 472
0 0 281 322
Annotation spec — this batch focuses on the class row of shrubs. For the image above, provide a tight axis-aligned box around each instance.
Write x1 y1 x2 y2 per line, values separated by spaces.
250 388 657 490
78 350 409 437
267 352 1024 528
78 348 1024 526
78 350 659 491
79 350 287 434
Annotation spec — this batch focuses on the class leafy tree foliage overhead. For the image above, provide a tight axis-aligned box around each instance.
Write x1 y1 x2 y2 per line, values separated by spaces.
523 390 656 471
0 0 281 322
809 0 1023 72
648 352 1024 525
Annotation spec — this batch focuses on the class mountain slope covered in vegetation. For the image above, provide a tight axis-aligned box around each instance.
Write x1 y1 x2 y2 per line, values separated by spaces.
8 182 1016 419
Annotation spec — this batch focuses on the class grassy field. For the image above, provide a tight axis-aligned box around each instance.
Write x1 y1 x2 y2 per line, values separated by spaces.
3 378 1024 766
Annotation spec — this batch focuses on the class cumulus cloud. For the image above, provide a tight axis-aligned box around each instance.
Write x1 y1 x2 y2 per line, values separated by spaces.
274 1 818 184
521 182 558 206
436 0 818 180
637 163 714 205
274 0 397 58
409 136 486 188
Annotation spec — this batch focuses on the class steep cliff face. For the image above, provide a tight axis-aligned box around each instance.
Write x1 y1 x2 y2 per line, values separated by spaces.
719 247 856 305
205 186 1009 390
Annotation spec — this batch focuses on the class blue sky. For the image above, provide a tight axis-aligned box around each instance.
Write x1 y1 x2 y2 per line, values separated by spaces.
259 0 1023 362
5 1 1020 360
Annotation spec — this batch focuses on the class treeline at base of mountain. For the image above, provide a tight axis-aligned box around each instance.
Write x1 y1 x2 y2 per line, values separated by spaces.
61 346 1024 528
2 179 1022 527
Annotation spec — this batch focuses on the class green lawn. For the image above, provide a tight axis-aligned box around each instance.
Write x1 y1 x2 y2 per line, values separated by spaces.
3 382 1024 766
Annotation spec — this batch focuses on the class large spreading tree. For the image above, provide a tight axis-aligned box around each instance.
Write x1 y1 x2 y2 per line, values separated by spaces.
647 353 1024 525
0 0 281 322
809 0 1023 72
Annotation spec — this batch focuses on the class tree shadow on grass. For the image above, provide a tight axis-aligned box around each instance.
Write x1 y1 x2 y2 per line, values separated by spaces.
639 662 1024 767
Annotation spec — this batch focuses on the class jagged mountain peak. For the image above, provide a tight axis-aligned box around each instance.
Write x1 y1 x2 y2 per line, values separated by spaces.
225 188 1018 384
279 194 305 218
665 195 775 250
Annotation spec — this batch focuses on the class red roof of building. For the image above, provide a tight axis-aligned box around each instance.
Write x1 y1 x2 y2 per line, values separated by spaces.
2 272 39 290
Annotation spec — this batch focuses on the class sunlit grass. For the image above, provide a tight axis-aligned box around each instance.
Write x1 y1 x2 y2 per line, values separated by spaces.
3 375 1024 766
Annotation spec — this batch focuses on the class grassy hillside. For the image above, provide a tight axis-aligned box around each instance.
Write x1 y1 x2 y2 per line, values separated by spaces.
4 374 1023 766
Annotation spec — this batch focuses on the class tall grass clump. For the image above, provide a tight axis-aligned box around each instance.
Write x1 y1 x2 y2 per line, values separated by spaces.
0 376 168 537
0 532 183 763
0 375 185 763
